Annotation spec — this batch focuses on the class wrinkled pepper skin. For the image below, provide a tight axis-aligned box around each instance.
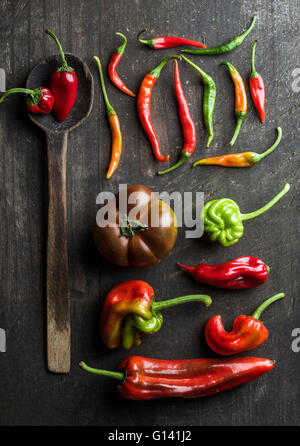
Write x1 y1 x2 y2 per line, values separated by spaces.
117 356 274 400
178 256 269 289
100 280 212 350
205 293 285 355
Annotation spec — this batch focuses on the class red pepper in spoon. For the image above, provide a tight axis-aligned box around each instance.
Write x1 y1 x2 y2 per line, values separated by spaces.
0 86 54 114
205 293 285 355
45 29 78 121
178 256 269 289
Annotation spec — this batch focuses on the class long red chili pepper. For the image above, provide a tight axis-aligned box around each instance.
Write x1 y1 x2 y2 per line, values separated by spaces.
80 356 274 400
137 55 181 162
249 41 265 123
158 60 196 174
45 29 78 122
137 30 206 49
108 32 135 97
205 293 285 355
178 256 269 289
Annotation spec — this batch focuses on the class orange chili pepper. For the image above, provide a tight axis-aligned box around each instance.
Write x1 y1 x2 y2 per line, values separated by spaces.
222 61 247 146
94 56 122 179
193 127 282 168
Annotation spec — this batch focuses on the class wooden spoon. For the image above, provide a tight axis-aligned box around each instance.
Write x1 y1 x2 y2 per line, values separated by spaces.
26 54 94 373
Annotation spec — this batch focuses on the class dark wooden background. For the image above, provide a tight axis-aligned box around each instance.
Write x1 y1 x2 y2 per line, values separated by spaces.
0 0 299 426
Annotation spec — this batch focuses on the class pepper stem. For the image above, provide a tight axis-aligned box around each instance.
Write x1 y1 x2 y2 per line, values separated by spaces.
157 151 191 175
238 16 257 42
0 87 39 103
115 32 127 55
241 183 290 221
181 54 207 80
252 293 285 320
255 127 282 161
94 56 116 117
251 40 258 77
152 294 212 311
79 361 124 381
230 115 243 146
150 55 181 79
137 30 156 48
45 29 74 72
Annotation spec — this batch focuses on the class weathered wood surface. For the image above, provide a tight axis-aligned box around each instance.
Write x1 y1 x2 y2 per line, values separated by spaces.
0 0 299 426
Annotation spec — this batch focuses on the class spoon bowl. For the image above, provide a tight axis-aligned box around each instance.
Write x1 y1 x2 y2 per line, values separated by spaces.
26 54 93 374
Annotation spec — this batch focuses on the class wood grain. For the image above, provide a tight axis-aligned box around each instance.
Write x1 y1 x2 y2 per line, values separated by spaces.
0 0 299 426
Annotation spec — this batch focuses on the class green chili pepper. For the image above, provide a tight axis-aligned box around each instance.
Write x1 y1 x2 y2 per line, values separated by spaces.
202 183 290 246
181 55 216 147
181 16 256 55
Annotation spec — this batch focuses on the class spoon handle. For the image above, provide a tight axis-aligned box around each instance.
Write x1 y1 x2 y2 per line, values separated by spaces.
46 131 70 373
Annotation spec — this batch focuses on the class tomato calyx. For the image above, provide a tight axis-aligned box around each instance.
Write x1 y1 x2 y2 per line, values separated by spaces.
119 215 148 238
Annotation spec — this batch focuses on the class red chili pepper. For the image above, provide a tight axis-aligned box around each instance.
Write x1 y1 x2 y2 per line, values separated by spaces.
0 86 54 114
205 293 285 355
80 356 274 400
137 55 181 162
158 60 196 175
249 41 265 123
178 256 270 289
100 280 211 350
137 30 206 49
108 32 135 98
46 29 78 121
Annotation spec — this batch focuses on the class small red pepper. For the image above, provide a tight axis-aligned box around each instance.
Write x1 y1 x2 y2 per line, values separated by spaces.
100 280 211 350
178 256 269 289
0 86 54 114
137 55 181 162
108 32 135 97
249 40 265 123
80 356 275 400
158 60 196 175
205 293 285 355
46 29 78 121
137 30 206 49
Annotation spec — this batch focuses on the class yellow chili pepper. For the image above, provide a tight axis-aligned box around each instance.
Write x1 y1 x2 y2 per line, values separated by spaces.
194 127 282 168
94 56 122 179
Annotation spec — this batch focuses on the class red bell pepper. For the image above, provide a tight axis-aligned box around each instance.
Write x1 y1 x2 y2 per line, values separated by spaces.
80 356 275 400
100 280 211 350
178 256 269 289
0 86 54 114
46 29 78 121
205 293 285 355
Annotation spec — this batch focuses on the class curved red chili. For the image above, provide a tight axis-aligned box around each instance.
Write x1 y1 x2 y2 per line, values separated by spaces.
108 32 135 98
158 60 196 174
249 41 265 123
137 30 206 49
205 293 285 355
178 256 269 289
137 55 181 162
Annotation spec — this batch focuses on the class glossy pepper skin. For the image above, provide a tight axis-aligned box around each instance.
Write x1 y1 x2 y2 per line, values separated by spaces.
194 127 282 168
249 41 265 123
0 86 54 114
222 61 247 146
181 55 216 147
46 29 78 121
80 355 274 400
158 60 196 175
137 30 206 49
137 55 181 162
202 183 290 246
205 293 285 355
94 56 122 179
178 256 269 289
108 32 135 97
182 16 256 55
100 280 212 350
